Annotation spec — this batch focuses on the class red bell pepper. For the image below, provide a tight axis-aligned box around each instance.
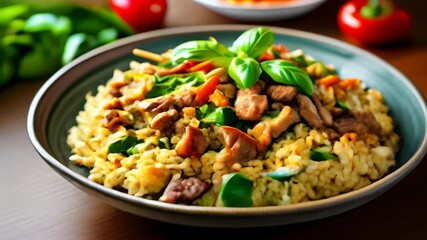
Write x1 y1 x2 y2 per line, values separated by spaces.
337 0 411 45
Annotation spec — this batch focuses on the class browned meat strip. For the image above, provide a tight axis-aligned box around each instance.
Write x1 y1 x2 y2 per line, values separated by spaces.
102 110 133 132
150 109 179 131
332 111 382 135
161 177 210 204
295 94 323 129
173 91 195 109
175 126 208 158
252 106 300 153
219 126 258 164
138 95 174 113
234 90 268 121
355 111 382 134
312 94 333 126
266 85 297 102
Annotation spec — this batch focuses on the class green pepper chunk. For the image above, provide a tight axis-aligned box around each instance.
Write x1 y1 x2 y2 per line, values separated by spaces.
201 106 237 126
310 150 338 161
335 100 350 111
108 136 143 156
219 172 253 207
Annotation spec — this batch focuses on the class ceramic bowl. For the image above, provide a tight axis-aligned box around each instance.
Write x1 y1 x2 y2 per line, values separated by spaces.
193 0 327 22
27 24 427 228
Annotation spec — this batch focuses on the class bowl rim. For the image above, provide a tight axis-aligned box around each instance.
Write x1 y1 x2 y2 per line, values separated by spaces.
193 0 327 11
27 24 427 217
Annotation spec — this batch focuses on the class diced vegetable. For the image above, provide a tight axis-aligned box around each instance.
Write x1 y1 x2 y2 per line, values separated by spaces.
219 172 253 207
263 166 300 182
197 104 237 126
310 150 338 161
108 136 143 156
336 100 349 111
195 74 220 106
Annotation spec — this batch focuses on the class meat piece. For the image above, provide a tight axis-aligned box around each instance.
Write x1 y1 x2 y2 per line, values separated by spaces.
161 177 210 204
332 111 382 136
102 110 133 132
312 94 333 126
112 76 154 106
295 94 323 129
247 80 266 94
175 126 208 158
150 109 179 131
219 126 258 164
173 91 195 110
252 106 300 153
355 112 382 134
234 90 268 121
138 95 174 113
266 85 297 102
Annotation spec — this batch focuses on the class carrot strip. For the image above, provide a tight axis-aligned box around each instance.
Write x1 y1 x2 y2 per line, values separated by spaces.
338 78 360 90
317 75 341 87
188 61 215 73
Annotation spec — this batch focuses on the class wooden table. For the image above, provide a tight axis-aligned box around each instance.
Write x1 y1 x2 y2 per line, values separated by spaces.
1 0 426 239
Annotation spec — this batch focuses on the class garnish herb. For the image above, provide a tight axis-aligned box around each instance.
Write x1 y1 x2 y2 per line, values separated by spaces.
171 27 314 95
260 60 313 96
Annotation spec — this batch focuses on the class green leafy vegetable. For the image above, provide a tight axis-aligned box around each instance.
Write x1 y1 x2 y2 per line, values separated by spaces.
260 60 313 96
219 172 253 207
310 150 338 161
108 136 144 156
228 57 262 90
145 72 205 98
200 106 238 126
172 39 234 66
230 27 274 59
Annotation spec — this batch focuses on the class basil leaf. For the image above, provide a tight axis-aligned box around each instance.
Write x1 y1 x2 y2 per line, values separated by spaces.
260 59 313 96
230 27 274 59
145 72 205 98
172 40 234 66
229 57 262 90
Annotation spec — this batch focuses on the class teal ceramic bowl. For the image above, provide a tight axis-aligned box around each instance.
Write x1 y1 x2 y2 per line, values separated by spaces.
27 25 427 228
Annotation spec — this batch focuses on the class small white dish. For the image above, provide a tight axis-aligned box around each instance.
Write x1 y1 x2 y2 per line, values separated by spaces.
193 0 327 22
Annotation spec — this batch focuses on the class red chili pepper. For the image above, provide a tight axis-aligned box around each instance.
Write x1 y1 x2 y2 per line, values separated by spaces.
337 0 411 45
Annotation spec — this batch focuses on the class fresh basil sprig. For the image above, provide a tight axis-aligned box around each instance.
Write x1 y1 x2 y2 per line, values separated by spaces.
230 26 274 58
172 39 234 67
229 57 262 89
171 27 313 95
260 60 313 96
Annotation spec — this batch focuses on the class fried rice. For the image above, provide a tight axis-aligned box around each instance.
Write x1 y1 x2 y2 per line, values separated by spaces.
67 29 399 207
